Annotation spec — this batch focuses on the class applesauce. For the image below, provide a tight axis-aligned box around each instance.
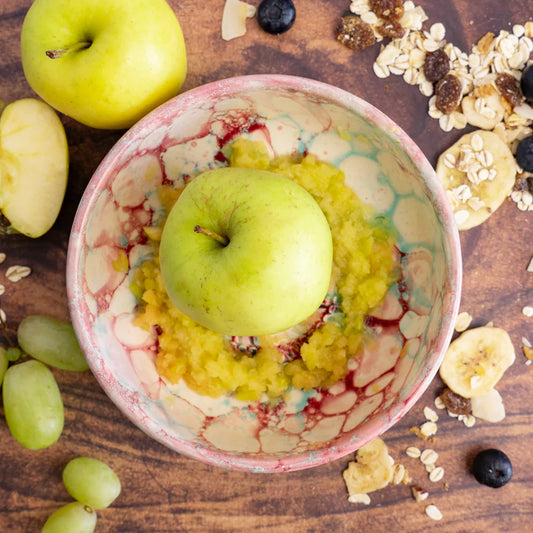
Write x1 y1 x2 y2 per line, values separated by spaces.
131 138 399 401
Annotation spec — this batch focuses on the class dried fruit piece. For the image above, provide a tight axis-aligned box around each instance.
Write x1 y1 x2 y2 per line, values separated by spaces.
348 493 371 504
343 437 393 496
376 20 405 39
495 72 524 108
336 15 375 51
472 449 512 488
471 388 505 423
523 345 533 360
461 92 505 130
439 387 471 415
475 32 495 55
423 49 450 83
435 73 462 114
436 130 516 230
392 463 406 484
439 326 516 398
369 0 403 21
221 0 257 41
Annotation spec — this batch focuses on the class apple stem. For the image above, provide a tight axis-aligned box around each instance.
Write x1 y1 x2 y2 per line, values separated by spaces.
45 41 92 59
194 225 229 246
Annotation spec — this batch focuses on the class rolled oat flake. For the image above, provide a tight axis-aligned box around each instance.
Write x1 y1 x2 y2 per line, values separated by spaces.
425 504 443 520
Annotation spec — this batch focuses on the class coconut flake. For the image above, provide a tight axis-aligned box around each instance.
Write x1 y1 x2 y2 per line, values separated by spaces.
471 388 506 422
222 0 256 41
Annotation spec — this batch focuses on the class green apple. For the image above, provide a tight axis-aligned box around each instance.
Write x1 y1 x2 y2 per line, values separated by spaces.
0 98 68 238
20 0 187 130
159 167 333 336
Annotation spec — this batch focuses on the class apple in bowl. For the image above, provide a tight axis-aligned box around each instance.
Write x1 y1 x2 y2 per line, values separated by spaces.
159 167 334 336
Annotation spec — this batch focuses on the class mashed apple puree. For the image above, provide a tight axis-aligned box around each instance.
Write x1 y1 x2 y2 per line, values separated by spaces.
131 138 399 401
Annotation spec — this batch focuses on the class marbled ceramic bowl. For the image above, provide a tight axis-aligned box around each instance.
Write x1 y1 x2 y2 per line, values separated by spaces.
67 75 462 473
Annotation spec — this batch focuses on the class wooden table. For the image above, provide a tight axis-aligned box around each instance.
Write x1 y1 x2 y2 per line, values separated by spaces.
1 1 532 531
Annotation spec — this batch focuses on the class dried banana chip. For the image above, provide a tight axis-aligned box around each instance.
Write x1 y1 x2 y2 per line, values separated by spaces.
436 130 516 230
461 93 505 130
439 327 515 398
343 437 393 497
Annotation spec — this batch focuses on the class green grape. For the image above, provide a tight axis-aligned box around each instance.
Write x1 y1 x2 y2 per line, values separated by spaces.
17 315 89 371
5 346 22 362
0 346 8 385
63 457 121 509
2 359 64 449
41 502 97 533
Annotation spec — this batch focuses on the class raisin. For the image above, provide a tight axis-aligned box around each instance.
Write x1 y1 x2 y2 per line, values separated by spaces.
435 73 462 114
423 49 450 83
513 174 533 194
377 20 405 39
495 72 524 108
440 387 471 415
369 0 404 21
336 15 375 51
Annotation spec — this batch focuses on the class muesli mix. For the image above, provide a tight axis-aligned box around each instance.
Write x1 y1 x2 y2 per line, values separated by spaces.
338 2 532 519
337 0 533 213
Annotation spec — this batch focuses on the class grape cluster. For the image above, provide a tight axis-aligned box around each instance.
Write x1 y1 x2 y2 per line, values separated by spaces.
1 315 87 449
1 314 121 531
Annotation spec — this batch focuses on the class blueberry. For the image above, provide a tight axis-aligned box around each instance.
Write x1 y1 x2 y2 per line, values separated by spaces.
257 0 296 35
521 64 533 102
516 135 533 173
472 449 512 488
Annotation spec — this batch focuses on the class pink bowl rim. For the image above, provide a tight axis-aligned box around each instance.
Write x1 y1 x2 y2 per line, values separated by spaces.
67 74 462 473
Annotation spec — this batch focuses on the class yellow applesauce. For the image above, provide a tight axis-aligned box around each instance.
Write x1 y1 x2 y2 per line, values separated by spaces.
131 138 400 401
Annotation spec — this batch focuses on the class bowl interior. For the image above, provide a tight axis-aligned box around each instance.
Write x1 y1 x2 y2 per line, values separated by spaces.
67 75 461 472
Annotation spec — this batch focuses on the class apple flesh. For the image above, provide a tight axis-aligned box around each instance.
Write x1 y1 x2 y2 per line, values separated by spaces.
0 99 68 238
20 0 187 130
159 167 333 336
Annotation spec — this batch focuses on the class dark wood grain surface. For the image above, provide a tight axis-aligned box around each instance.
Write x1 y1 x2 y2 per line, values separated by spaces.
1 1 532 531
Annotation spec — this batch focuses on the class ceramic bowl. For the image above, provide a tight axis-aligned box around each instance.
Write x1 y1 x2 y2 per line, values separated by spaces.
67 75 462 473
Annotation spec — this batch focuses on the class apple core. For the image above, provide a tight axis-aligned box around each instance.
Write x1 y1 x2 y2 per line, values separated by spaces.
159 167 334 337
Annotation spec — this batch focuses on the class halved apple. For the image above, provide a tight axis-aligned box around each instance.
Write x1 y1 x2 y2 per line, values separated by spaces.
0 98 68 238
